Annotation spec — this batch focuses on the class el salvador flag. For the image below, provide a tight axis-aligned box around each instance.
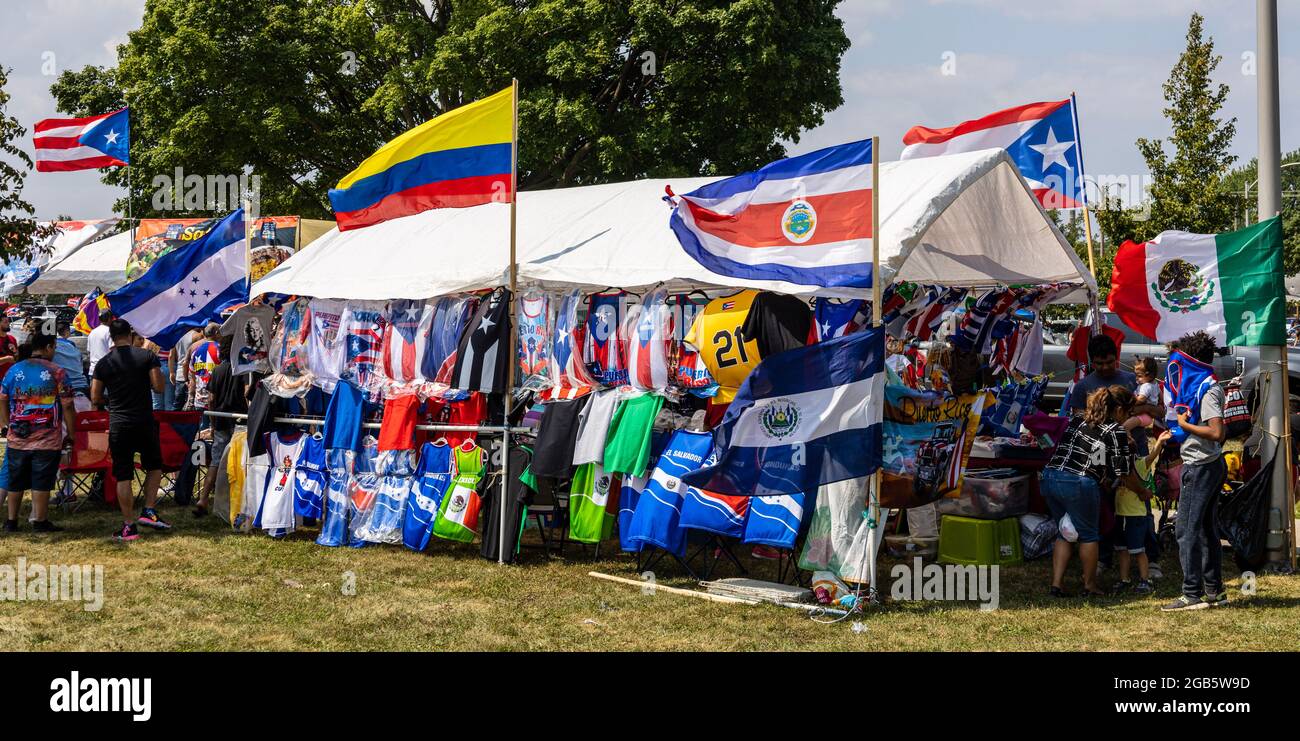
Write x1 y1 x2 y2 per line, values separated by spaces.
107 208 248 347
682 325 885 497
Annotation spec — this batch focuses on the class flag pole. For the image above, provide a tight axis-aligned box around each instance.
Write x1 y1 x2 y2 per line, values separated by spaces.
1070 93 1100 280
869 135 882 600
499 77 520 565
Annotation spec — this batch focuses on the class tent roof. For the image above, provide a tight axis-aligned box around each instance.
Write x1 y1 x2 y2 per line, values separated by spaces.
253 148 1095 301
26 229 132 295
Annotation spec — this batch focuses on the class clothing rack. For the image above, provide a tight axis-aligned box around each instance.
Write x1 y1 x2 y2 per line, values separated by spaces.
202 410 529 435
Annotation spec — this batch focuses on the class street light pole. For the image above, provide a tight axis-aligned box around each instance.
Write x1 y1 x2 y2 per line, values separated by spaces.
1256 0 1294 570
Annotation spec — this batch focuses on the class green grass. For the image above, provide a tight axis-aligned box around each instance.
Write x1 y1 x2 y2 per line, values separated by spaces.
2 498 1298 651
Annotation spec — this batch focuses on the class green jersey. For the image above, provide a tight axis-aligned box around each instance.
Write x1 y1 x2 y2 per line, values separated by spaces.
603 393 663 477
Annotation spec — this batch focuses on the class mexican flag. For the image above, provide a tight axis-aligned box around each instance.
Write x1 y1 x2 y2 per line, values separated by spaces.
1108 217 1285 346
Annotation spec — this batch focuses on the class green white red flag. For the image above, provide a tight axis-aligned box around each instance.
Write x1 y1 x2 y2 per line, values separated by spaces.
1108 217 1285 347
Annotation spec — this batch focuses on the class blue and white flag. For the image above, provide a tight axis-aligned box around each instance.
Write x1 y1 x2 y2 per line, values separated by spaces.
107 208 247 347
682 325 886 497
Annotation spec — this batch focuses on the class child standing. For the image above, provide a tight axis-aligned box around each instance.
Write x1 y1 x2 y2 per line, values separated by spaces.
1132 357 1161 428
1113 428 1170 594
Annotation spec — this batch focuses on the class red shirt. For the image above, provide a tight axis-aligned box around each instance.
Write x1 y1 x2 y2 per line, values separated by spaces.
0 333 19 383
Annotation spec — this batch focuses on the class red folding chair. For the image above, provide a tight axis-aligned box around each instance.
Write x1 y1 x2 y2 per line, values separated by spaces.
57 411 118 513
138 410 203 505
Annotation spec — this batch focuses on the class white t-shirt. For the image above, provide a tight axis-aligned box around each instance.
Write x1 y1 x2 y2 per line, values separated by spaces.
305 299 347 392
87 324 112 378
571 388 624 466
1135 381 1161 405
259 433 306 532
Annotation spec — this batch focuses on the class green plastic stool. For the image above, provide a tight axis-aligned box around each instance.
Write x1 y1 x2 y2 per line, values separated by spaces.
938 515 1023 566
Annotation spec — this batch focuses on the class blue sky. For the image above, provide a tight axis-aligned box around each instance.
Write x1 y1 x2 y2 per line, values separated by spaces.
3 0 1296 219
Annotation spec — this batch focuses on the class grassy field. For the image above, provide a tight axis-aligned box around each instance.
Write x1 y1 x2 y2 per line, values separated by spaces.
2 496 1299 652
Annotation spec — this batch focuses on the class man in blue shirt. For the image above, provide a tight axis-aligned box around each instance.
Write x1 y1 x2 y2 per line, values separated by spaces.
53 321 89 402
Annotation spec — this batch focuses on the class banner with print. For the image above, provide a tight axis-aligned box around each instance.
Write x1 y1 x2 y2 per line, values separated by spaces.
880 384 988 509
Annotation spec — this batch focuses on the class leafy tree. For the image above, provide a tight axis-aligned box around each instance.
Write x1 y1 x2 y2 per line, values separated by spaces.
0 67 58 261
51 0 851 219
1220 149 1300 276
1095 12 1238 245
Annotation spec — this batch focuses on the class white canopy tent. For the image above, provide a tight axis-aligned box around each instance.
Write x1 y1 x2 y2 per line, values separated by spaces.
252 148 1096 301
2 219 120 296
24 229 133 296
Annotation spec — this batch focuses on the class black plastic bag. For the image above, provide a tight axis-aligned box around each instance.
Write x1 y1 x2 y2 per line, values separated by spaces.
1215 454 1274 571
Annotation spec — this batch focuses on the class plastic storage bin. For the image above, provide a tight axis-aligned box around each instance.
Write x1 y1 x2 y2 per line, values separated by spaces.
937 468 1030 520
938 515 1023 566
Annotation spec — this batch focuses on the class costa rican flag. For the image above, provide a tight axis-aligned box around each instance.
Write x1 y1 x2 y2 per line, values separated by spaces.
33 108 130 172
667 139 875 289
683 326 886 497
901 97 1086 210
383 299 433 383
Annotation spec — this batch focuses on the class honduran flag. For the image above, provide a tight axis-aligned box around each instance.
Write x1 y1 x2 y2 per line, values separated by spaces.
667 139 875 289
383 299 433 383
329 87 513 231
902 98 1085 210
33 108 129 172
1108 217 1286 347
682 325 886 497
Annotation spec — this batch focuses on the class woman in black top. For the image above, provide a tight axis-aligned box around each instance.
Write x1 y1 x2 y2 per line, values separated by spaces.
1042 385 1143 596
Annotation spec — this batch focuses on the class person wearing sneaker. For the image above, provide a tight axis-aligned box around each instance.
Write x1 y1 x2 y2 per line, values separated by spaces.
1042 385 1146 597
0 333 76 533
1162 331 1228 612
90 319 171 541
1113 428 1169 596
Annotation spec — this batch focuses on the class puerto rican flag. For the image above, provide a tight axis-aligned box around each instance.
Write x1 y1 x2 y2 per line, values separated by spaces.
33 108 130 172
901 98 1086 210
667 139 875 289
383 299 433 383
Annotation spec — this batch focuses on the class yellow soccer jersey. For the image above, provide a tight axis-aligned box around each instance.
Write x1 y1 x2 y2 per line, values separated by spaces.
684 290 760 404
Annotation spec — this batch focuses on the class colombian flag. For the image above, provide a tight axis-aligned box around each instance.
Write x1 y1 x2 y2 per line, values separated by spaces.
329 87 514 231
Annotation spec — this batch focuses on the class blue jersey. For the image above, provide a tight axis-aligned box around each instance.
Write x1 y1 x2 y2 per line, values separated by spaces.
293 434 327 519
423 295 475 380
316 448 353 548
811 298 867 342
405 442 454 551
679 447 749 538
627 429 713 557
323 378 364 451
355 449 414 544
742 493 806 550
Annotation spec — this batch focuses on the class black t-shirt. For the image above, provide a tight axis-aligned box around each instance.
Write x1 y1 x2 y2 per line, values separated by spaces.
740 292 812 359
206 361 247 433
92 346 159 426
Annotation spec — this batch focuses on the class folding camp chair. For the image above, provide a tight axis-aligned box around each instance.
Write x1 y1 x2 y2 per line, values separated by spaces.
137 410 202 506
57 411 117 513
684 534 748 580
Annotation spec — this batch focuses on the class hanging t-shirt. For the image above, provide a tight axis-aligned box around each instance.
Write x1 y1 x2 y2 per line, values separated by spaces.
271 298 310 376
668 294 707 343
433 442 486 543
257 432 306 533
340 304 388 399
383 299 434 384
306 298 347 392
568 462 620 544
377 393 420 452
188 340 220 410
584 291 629 386
404 441 454 551
480 444 533 563
226 430 248 525
625 290 674 393
323 377 364 452
221 303 277 376
240 448 272 528
740 291 811 359
452 288 512 394
618 474 649 554
346 436 381 546
684 290 759 404
530 396 588 478
544 289 597 401
317 448 353 547
627 429 713 557
809 298 869 343
517 292 552 380
293 433 327 519
742 493 806 550
571 388 621 466
355 449 415 544
603 392 664 477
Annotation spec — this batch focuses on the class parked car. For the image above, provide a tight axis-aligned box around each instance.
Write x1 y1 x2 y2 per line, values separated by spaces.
1040 309 1300 414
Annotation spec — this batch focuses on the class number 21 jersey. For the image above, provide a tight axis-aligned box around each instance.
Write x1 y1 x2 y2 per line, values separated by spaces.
683 290 759 404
